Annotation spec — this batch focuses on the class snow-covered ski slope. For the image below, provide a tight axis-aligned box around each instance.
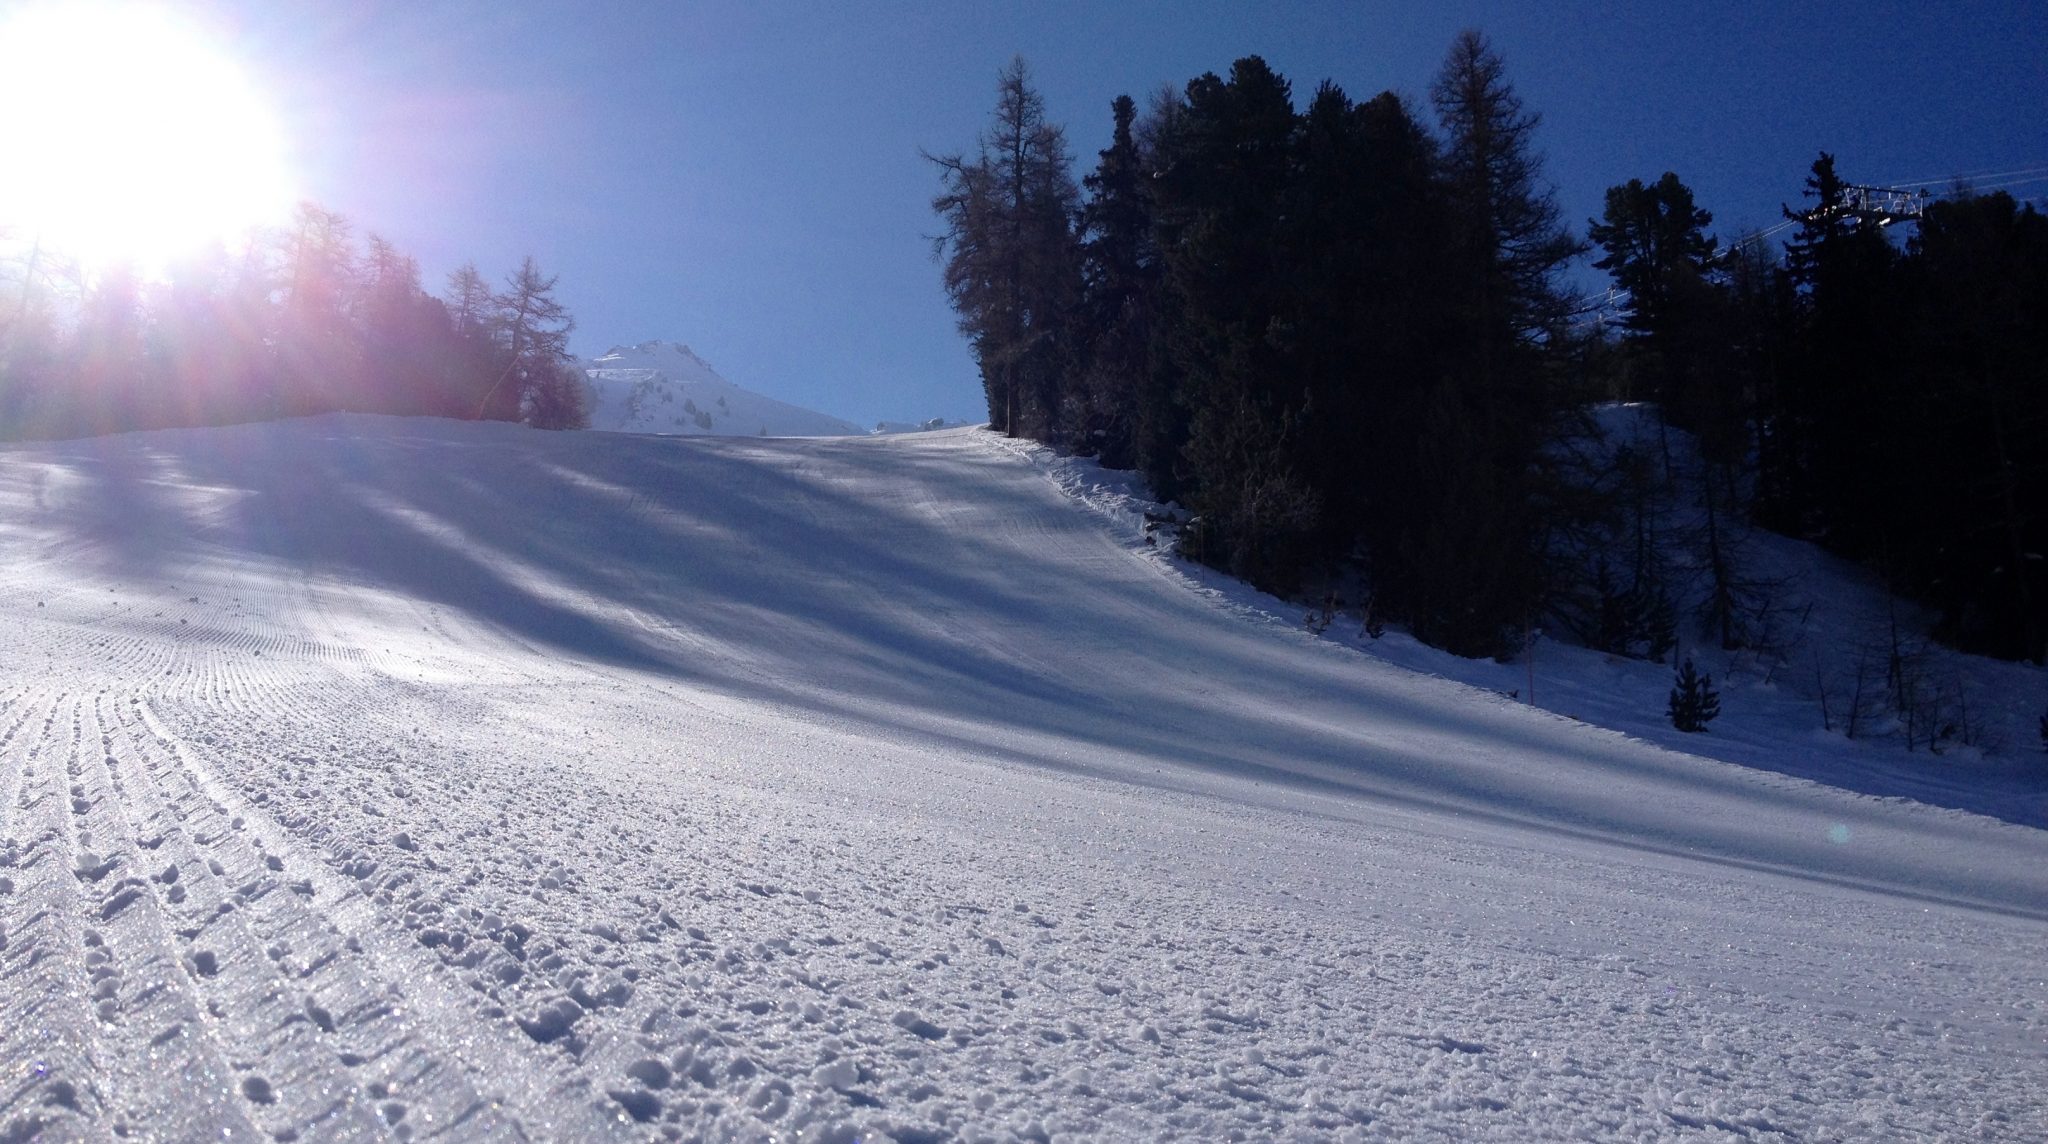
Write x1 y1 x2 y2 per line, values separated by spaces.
0 415 2042 1142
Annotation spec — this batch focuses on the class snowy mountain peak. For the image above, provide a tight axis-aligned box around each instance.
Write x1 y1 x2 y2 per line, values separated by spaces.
576 340 862 438
590 340 722 380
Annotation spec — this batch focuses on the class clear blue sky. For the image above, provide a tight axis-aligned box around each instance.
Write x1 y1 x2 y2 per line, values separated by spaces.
219 0 2047 427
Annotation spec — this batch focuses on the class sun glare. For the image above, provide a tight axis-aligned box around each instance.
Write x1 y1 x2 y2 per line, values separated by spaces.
0 2 296 273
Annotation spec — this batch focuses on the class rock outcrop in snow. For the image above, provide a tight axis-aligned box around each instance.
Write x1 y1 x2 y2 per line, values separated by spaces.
578 340 863 438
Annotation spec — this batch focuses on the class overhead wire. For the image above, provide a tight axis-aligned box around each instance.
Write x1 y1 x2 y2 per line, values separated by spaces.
1956 173 2048 194
1885 163 2048 189
1723 218 1798 251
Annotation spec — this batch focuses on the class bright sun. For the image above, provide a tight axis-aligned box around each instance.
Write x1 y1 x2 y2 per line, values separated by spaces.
0 2 296 273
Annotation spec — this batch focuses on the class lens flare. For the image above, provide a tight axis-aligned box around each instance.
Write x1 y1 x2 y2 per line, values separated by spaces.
0 2 296 272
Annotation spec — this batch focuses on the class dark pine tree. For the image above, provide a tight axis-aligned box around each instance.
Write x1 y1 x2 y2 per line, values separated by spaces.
1150 56 1321 590
1587 172 1738 453
1726 236 1804 534
1589 173 1718 349
1893 192 2048 662
1776 152 1907 553
1334 91 1461 615
1667 657 1722 732
1072 93 1159 469
1281 81 1380 558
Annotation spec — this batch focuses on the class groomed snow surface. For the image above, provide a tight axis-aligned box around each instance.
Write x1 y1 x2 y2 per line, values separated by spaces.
1 416 2043 1142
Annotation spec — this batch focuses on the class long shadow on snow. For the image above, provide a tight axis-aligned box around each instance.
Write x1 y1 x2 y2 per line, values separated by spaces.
24 417 2048 921
38 419 1109 705
42 423 684 677
487 425 2048 917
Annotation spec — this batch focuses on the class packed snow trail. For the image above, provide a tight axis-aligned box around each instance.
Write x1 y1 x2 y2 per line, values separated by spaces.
0 417 2042 1142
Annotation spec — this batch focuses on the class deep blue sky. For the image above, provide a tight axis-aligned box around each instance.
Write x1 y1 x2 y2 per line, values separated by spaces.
217 0 2047 427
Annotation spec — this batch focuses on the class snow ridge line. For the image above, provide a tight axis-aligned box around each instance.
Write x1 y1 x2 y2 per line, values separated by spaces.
129 699 630 1142
63 693 271 1141
0 688 46 846
0 694 110 1142
109 687 509 1140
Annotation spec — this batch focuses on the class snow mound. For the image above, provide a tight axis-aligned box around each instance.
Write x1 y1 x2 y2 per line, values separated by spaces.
578 340 862 437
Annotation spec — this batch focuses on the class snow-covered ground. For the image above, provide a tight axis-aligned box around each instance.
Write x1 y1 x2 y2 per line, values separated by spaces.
1 416 2043 1142
579 342 865 438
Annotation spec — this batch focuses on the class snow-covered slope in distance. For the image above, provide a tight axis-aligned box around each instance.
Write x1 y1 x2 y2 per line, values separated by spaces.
579 339 864 437
872 417 972 435
0 416 2042 1141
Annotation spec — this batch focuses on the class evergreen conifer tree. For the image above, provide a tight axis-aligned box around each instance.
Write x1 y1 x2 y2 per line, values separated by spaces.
1150 56 1319 588
1667 657 1722 732
1893 192 2048 663
1073 93 1158 468
1589 173 1717 341
1777 152 1907 553
1588 172 1734 445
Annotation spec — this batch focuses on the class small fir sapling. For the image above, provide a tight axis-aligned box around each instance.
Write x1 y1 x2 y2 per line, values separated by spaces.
1668 657 1721 732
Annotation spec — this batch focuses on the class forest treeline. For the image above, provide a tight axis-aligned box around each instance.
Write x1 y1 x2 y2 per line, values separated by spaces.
0 203 588 439
930 32 2048 667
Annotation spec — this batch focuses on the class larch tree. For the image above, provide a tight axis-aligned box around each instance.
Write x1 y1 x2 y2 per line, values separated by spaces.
483 257 576 425
275 202 359 416
1431 29 1582 359
928 56 1081 439
1414 29 1582 656
359 235 452 417
440 262 500 417
444 262 495 343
